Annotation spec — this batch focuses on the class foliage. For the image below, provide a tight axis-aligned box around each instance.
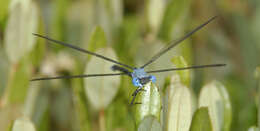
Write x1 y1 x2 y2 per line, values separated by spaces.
0 0 259 131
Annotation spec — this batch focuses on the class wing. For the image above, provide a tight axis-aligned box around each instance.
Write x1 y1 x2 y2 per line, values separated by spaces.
31 73 127 81
33 33 134 70
140 16 218 68
147 64 225 73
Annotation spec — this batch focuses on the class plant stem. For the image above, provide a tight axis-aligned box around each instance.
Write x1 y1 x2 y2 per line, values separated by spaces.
99 109 105 131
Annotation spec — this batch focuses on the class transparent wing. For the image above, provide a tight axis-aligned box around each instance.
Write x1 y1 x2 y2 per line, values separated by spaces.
31 73 127 81
147 64 225 73
33 33 134 70
141 16 218 68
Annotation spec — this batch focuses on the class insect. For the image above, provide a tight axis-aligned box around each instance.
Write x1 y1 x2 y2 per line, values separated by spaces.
31 16 225 105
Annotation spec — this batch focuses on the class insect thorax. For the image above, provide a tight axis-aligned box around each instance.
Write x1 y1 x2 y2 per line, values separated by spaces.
131 68 148 78
131 68 156 87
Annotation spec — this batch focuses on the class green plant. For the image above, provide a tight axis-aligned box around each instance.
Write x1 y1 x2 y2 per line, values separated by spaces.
0 0 259 131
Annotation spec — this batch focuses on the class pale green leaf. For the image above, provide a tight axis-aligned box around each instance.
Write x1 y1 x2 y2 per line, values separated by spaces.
95 0 113 41
165 75 193 131
23 82 41 118
138 116 162 131
4 0 38 63
215 81 232 131
106 0 123 27
135 82 161 126
147 0 165 33
12 116 36 131
248 126 259 131
199 81 228 131
189 107 213 131
84 47 120 110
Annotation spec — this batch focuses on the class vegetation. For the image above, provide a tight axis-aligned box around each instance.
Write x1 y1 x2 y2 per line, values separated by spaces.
0 0 259 131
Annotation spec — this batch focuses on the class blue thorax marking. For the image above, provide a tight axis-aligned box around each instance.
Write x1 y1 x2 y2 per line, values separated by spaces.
131 68 156 87
131 68 148 78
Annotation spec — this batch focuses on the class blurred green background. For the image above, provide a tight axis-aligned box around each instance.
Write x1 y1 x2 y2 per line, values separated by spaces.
0 0 259 131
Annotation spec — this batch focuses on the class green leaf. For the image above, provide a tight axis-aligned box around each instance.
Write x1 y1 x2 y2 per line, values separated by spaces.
31 86 50 131
165 74 193 131
29 38 45 67
84 47 120 110
224 76 254 131
29 19 46 67
199 81 231 131
72 61 91 131
88 26 107 52
4 0 38 64
189 107 213 131
232 15 260 73
105 99 135 131
158 0 191 41
171 56 190 86
138 116 162 131
5 58 31 104
12 116 36 131
114 16 141 65
37 108 50 131
135 82 161 126
0 0 9 27
50 0 70 41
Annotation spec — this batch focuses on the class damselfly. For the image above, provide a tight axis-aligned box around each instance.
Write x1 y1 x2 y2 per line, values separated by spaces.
31 16 225 105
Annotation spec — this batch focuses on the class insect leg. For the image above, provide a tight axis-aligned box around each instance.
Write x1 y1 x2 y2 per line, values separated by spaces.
130 87 145 105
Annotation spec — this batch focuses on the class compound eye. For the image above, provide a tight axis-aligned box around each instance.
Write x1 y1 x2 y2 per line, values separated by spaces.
132 78 140 87
150 75 156 83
